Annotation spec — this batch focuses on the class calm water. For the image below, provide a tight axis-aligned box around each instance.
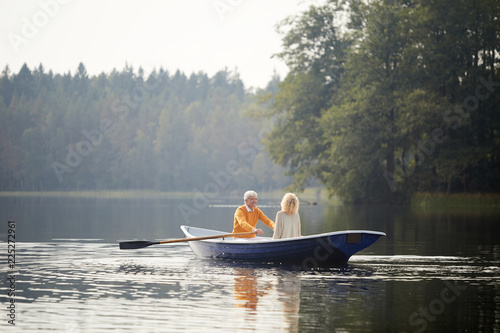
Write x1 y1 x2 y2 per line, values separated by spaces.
0 195 499 332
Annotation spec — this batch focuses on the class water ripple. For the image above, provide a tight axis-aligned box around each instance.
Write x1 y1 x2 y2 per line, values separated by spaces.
2 242 498 332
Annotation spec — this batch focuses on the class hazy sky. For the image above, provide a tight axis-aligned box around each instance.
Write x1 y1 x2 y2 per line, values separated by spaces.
1 0 319 89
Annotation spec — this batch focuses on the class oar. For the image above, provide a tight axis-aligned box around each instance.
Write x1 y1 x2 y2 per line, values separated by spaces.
119 231 257 250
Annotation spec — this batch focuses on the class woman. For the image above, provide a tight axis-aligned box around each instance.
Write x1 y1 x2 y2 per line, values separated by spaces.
273 193 301 239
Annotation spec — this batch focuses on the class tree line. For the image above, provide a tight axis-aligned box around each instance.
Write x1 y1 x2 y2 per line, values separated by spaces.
1 0 499 204
259 0 500 204
0 63 289 192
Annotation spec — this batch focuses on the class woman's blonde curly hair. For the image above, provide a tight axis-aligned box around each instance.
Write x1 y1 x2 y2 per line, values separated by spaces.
281 193 299 215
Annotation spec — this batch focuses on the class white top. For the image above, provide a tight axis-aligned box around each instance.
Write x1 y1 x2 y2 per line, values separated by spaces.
272 211 301 239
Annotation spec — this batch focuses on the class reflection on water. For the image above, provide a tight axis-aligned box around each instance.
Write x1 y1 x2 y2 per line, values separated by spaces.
233 268 271 310
276 272 301 332
232 267 301 332
0 195 499 332
0 240 497 332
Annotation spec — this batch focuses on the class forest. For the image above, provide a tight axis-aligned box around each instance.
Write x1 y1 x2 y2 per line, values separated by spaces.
260 0 500 203
1 0 499 204
0 64 289 193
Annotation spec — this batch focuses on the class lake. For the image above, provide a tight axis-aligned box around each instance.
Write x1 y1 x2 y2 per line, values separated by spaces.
0 194 499 332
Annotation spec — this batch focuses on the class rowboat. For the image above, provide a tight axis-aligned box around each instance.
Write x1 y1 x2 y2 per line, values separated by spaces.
180 225 386 268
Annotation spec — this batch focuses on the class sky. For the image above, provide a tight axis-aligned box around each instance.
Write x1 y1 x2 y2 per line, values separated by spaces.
1 0 320 89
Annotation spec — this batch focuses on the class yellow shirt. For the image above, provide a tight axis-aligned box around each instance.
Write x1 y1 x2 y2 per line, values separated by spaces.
232 205 275 238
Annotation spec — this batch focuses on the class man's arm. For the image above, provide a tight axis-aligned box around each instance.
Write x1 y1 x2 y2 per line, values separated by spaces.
257 208 275 230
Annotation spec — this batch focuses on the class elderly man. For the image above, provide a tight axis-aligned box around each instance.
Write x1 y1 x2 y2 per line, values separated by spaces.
232 190 275 238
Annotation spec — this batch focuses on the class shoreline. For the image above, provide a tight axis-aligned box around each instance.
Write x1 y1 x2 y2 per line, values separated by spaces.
411 192 500 208
0 190 498 207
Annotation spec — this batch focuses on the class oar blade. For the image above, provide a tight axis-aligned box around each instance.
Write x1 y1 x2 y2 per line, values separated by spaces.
119 240 156 250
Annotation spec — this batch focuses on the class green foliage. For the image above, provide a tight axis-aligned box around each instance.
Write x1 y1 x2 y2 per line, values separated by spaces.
257 2 350 194
2 0 500 203
0 64 291 192
262 0 500 204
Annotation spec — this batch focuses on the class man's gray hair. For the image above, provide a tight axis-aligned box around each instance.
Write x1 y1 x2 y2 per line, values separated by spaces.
244 190 258 200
